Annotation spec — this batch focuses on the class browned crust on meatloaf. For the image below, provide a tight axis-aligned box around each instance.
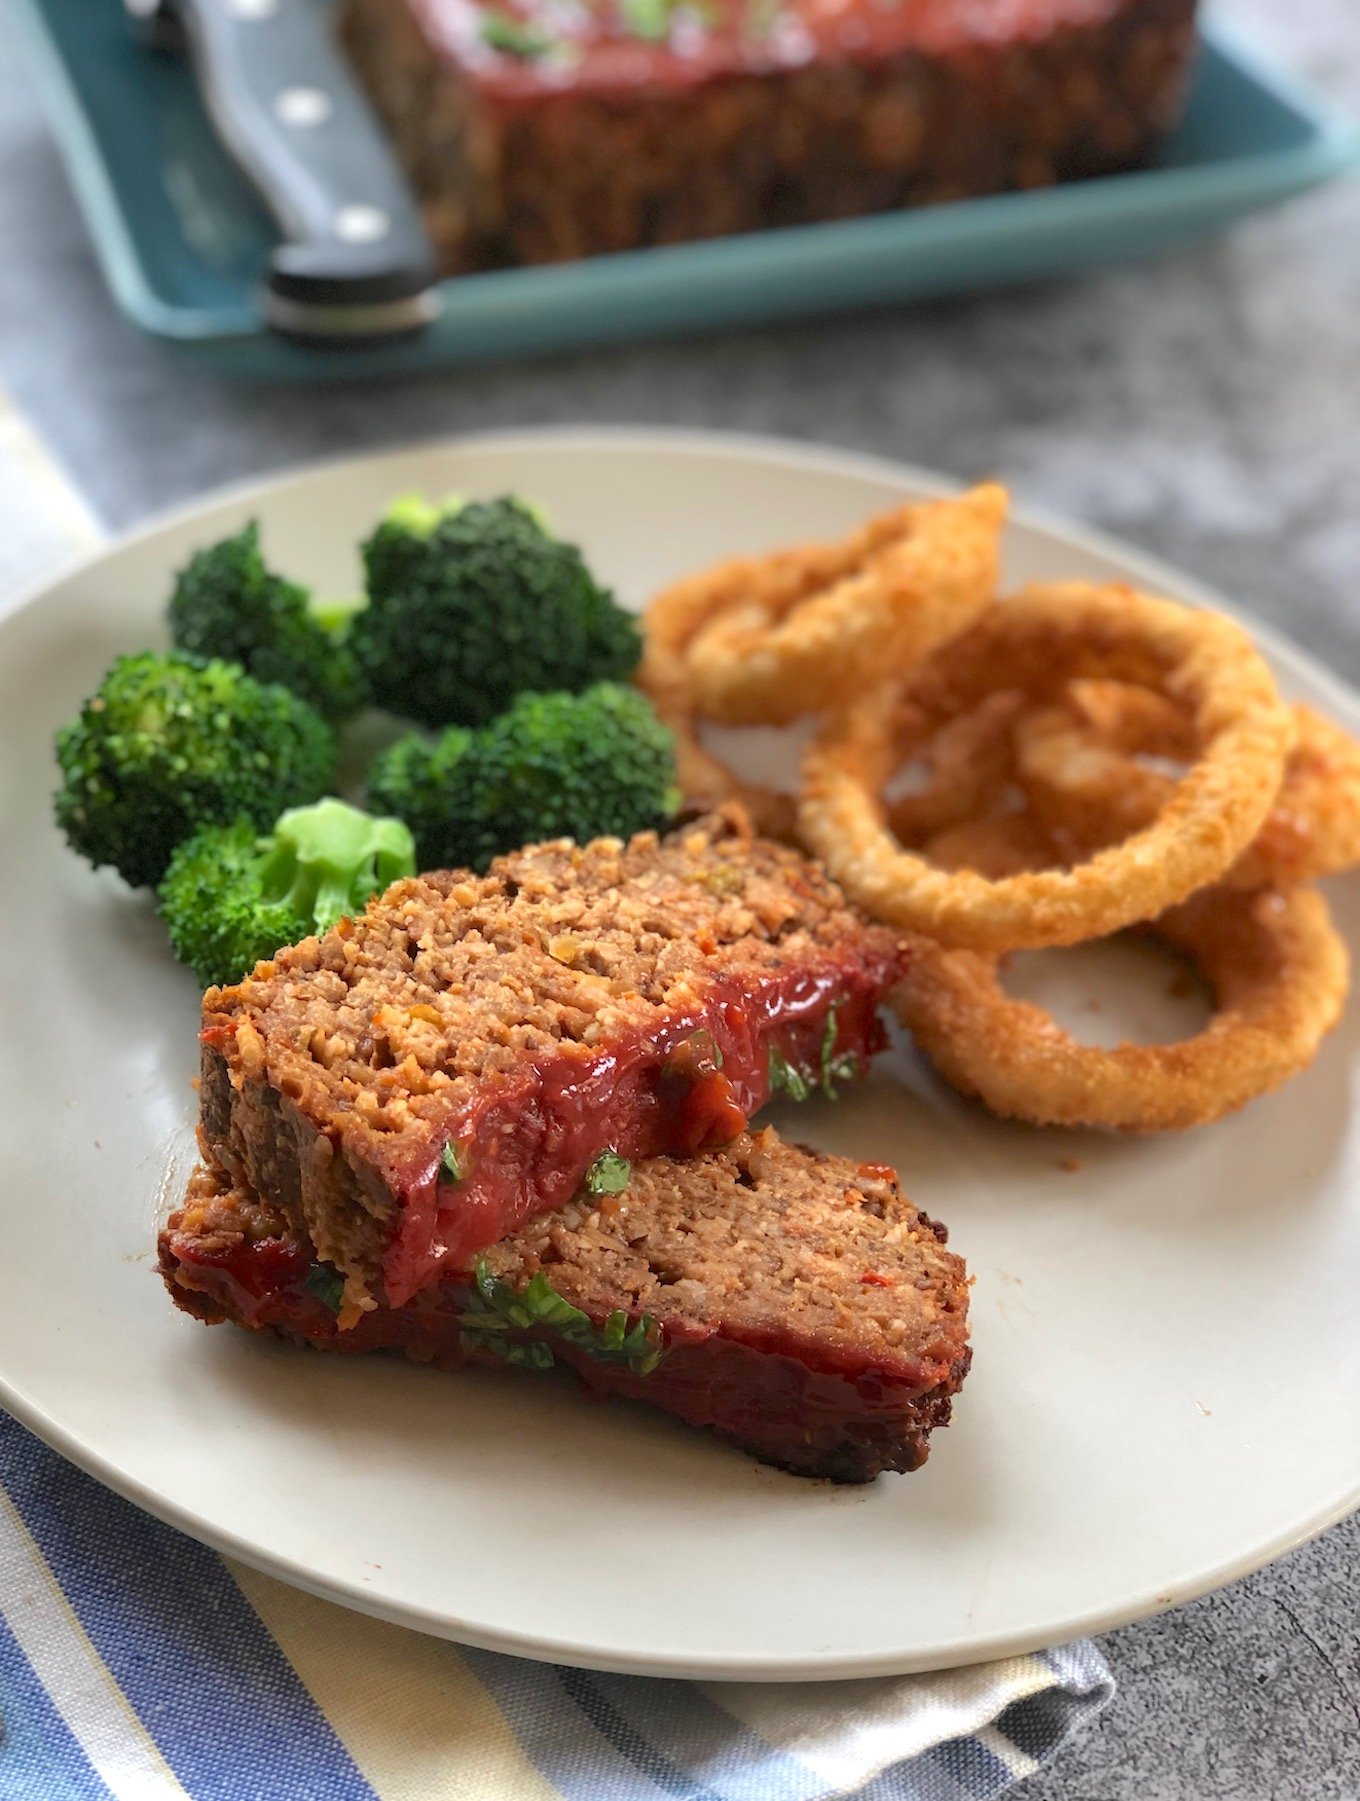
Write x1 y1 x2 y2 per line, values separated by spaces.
340 0 1197 271
160 1130 971 1480
200 807 904 1307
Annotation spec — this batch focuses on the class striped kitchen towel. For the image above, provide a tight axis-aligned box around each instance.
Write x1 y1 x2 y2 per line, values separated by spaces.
0 1411 1112 1801
0 394 1114 1801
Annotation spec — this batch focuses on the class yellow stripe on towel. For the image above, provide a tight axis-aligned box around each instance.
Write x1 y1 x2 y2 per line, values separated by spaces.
229 1562 563 1801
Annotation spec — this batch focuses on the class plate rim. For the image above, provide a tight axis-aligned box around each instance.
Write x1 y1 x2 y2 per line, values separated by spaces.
4 424 1359 1679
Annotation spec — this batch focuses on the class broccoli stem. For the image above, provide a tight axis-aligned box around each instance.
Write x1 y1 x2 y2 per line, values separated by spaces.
260 797 417 933
157 797 416 990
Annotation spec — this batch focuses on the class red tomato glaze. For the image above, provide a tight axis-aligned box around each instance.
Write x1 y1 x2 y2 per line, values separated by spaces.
376 948 895 1305
162 1220 963 1478
410 0 1142 107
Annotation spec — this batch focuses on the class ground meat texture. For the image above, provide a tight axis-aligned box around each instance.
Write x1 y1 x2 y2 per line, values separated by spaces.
339 0 1198 272
160 1130 971 1481
199 809 905 1309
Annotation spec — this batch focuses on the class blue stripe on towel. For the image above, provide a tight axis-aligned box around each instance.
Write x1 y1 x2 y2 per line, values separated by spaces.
461 1647 681 1801
846 1731 1016 1801
0 1608 113 1801
556 1666 731 1801
0 1416 375 1801
992 1645 1114 1772
920 1733 1017 1800
1040 1641 1109 1694
583 1673 831 1801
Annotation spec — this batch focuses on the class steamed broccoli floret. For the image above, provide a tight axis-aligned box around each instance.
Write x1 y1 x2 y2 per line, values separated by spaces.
308 593 366 637
364 723 476 866
350 496 642 729
157 797 416 989
381 492 461 538
355 493 460 630
54 651 337 889
168 522 363 721
367 681 678 871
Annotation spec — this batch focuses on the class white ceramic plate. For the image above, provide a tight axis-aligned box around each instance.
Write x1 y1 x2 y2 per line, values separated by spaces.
2 430 1358 1681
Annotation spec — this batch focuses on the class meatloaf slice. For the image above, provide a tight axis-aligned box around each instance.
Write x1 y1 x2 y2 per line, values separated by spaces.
200 808 905 1311
340 0 1198 272
160 1129 971 1481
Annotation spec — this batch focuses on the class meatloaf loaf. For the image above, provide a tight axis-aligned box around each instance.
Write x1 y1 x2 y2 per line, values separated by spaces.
161 1129 971 1481
200 809 904 1313
340 0 1198 271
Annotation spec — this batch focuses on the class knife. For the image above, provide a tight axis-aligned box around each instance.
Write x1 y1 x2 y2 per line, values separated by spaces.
127 0 441 342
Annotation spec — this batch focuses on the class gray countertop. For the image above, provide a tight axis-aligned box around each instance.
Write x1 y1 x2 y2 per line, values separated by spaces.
2 0 1357 1792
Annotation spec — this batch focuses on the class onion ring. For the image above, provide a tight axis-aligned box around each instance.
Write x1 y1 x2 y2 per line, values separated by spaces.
636 555 800 840
799 582 1295 951
886 692 1025 845
891 884 1349 1132
680 485 1007 727
918 808 1056 880
1017 694 1360 891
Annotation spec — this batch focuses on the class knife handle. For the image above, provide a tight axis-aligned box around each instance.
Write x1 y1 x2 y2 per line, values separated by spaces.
148 0 439 339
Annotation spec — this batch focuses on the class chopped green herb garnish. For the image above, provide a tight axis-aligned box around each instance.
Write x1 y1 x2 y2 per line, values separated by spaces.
304 1263 345 1314
662 1029 724 1083
619 0 672 38
474 1333 556 1371
819 1004 860 1099
584 1150 631 1195
768 1045 812 1103
479 9 552 56
458 1260 665 1376
439 1140 465 1184
769 1012 859 1103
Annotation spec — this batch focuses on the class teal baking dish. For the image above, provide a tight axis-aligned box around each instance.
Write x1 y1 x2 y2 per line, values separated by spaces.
10 1 1359 380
